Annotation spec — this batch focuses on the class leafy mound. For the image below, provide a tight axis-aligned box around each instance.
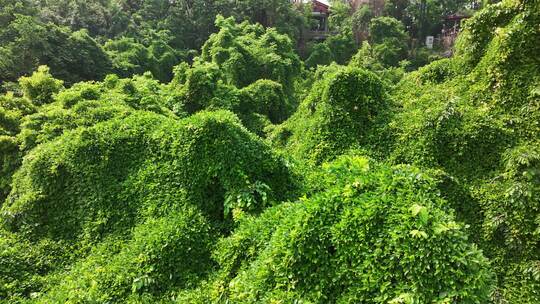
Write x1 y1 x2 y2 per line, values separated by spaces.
0 110 297 301
0 2 538 303
0 68 173 203
389 0 540 301
271 66 390 164
169 63 292 136
3 110 295 240
166 16 301 134
180 156 494 303
200 15 301 93
35 207 213 303
0 92 36 201
19 73 173 152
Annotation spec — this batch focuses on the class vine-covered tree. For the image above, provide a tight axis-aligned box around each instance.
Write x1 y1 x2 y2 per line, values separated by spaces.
0 1 537 303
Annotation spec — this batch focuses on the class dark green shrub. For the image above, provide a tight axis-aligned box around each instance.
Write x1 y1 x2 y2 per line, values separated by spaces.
324 32 357 65
105 36 184 82
369 16 408 45
407 47 442 71
238 79 290 124
105 38 153 78
148 39 185 82
365 17 409 68
305 43 334 69
0 15 111 84
371 37 408 67
65 29 112 82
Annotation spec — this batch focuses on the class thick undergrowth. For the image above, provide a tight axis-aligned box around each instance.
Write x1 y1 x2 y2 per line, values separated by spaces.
0 1 538 303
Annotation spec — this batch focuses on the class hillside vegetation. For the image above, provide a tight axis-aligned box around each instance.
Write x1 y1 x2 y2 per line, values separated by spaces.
0 0 539 303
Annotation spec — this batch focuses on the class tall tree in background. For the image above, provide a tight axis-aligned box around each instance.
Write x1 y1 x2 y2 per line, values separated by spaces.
222 0 307 41
0 15 111 85
0 0 36 29
37 0 124 37
384 0 471 39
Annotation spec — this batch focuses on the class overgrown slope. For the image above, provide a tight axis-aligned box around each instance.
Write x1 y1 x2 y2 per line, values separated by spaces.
0 1 538 303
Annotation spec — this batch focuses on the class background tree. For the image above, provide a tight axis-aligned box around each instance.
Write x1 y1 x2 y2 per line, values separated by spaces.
383 0 472 39
222 0 307 41
0 0 36 29
0 15 111 85
305 43 335 69
368 16 409 67
36 0 120 37
351 4 374 41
